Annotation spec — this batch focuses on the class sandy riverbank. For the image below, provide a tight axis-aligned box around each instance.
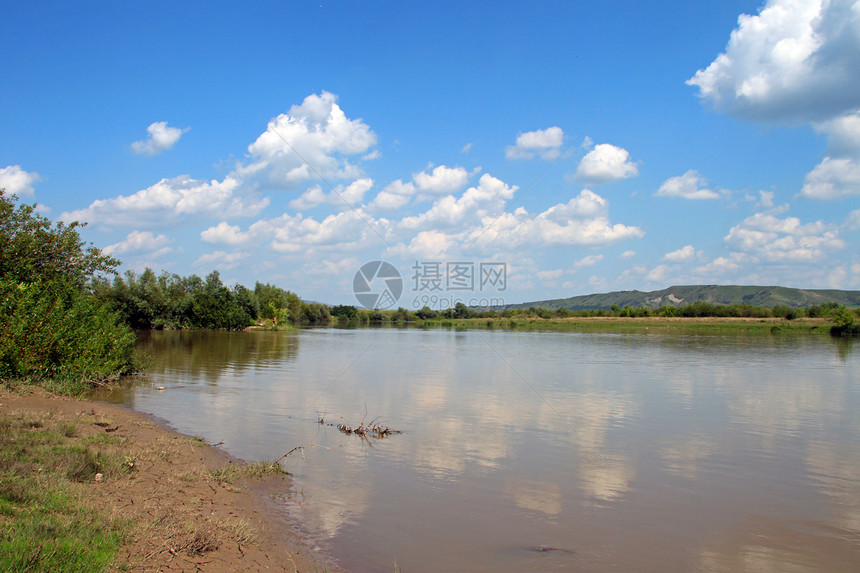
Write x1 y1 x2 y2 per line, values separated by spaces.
0 387 338 573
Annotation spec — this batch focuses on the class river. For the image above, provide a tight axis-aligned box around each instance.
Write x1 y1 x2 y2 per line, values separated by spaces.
97 327 859 572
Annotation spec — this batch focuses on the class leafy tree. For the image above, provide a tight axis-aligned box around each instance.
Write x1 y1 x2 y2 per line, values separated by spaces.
829 305 855 328
330 305 358 320
188 271 254 330
0 191 118 285
415 306 438 320
0 191 137 390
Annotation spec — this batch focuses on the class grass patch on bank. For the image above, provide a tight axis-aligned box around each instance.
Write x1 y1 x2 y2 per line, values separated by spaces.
0 413 130 573
414 316 832 335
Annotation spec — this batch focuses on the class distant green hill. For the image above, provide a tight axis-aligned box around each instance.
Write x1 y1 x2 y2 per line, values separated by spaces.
506 285 860 311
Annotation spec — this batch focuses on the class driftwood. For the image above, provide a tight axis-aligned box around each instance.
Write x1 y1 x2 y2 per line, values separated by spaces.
317 408 401 440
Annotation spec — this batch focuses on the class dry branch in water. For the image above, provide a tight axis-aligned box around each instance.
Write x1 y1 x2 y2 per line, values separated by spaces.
319 409 402 440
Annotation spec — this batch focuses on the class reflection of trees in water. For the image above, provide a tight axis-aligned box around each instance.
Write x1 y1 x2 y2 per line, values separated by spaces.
835 338 856 362
137 330 300 383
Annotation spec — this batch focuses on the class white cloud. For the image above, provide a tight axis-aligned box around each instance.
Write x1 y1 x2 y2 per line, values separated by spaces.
413 165 470 195
461 142 473 154
369 165 472 212
0 165 40 197
847 208 860 229
506 127 564 159
194 250 248 270
575 144 639 184
201 208 392 256
724 211 846 262
619 250 637 260
815 111 860 155
289 178 374 210
131 121 189 155
200 221 247 245
646 264 675 283
471 189 644 249
104 230 173 256
656 170 721 200
289 185 328 210
368 180 416 211
240 91 377 187
399 173 517 231
537 269 563 280
663 245 698 263
573 254 604 270
756 190 776 208
61 175 269 228
688 0 860 123
694 253 747 276
382 182 642 261
385 230 455 260
800 156 860 199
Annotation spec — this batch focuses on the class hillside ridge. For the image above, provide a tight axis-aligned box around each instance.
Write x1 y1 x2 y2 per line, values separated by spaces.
505 285 860 311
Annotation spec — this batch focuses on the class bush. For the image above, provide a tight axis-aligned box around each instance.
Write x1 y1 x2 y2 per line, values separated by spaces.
0 190 138 392
0 277 138 391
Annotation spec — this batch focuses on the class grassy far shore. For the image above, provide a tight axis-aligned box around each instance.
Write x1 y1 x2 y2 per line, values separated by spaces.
0 387 334 573
411 315 837 334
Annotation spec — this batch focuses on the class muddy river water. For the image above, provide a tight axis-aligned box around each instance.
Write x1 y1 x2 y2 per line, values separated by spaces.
98 328 859 572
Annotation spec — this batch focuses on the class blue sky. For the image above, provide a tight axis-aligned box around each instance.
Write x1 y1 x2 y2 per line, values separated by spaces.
2 0 859 308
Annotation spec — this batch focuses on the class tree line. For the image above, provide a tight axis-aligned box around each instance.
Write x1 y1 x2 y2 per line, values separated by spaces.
91 269 330 330
1 189 857 393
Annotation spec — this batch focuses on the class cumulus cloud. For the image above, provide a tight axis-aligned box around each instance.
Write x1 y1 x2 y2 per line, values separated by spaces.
201 208 392 256
656 170 721 199
385 230 456 260
0 165 40 196
413 165 471 195
399 173 517 231
289 178 374 210
694 253 747 276
369 165 472 211
506 127 564 159
470 189 644 250
104 230 173 256
368 180 416 211
131 121 189 155
573 254 604 270
799 111 860 199
200 221 248 245
61 175 269 228
646 264 675 283
724 211 846 262
240 91 376 187
194 250 248 270
815 111 860 155
847 208 860 229
380 178 642 260
687 0 860 123
574 143 639 184
663 245 698 263
800 156 860 198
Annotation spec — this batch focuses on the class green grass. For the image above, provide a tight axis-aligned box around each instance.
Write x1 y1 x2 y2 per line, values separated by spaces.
0 413 130 573
413 316 832 335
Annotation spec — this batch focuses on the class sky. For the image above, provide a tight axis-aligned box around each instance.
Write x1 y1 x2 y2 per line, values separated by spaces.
2 0 859 308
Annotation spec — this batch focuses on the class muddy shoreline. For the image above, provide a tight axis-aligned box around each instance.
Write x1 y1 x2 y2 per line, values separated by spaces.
0 387 340 573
